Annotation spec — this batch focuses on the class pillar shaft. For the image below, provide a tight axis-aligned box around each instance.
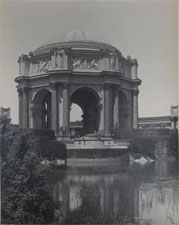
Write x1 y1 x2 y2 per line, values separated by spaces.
113 85 120 129
99 88 104 131
22 88 29 128
63 83 69 134
104 84 110 134
58 85 63 132
18 89 23 128
133 90 139 129
51 84 57 133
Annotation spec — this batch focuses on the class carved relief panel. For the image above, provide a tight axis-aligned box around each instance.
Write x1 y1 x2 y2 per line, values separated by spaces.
72 56 100 70
30 58 52 74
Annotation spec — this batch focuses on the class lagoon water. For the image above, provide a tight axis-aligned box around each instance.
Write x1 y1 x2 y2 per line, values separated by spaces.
47 160 179 225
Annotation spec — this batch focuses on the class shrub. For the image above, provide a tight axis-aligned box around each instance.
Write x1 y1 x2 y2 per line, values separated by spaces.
1 118 55 224
39 139 66 159
130 137 156 159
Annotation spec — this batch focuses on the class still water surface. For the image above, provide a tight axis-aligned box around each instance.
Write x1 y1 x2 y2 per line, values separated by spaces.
47 160 179 225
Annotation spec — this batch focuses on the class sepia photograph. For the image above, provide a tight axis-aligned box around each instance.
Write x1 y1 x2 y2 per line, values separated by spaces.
1 0 178 224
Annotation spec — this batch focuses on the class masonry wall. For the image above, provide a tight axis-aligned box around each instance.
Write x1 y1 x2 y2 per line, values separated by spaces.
131 129 178 159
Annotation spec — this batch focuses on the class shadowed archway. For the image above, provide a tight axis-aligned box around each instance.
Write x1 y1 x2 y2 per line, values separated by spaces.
31 89 51 129
70 87 100 135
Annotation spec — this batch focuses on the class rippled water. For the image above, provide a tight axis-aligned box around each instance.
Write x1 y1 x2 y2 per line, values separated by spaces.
47 160 179 225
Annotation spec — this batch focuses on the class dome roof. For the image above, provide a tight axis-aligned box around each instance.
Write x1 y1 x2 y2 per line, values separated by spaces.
43 30 110 46
33 30 121 56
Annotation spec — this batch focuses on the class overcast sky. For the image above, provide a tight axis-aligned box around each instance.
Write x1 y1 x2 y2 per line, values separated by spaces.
1 0 178 123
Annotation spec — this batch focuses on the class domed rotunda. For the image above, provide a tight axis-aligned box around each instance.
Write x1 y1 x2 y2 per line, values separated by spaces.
15 30 141 138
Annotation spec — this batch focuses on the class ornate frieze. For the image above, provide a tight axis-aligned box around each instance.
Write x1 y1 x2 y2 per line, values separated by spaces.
72 56 100 70
30 58 51 74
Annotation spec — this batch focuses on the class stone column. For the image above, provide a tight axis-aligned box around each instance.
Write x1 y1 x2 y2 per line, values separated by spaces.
17 89 23 128
29 103 34 129
57 84 63 133
51 84 57 133
133 90 139 129
62 83 69 135
104 83 110 135
113 85 120 129
98 88 104 131
22 87 29 128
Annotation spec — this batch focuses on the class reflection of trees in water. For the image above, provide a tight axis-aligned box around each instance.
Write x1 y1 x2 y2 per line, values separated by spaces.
166 184 179 225
139 181 179 225
54 172 140 224
47 161 179 224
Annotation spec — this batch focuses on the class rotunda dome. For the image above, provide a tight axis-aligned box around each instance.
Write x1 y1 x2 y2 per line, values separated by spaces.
44 30 110 45
33 30 120 56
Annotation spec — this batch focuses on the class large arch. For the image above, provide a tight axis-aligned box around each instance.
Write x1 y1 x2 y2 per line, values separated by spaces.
70 87 100 135
31 88 52 129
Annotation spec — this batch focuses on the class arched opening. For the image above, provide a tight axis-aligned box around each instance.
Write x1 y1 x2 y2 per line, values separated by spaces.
119 91 129 137
31 89 51 129
41 92 51 129
70 87 100 136
70 103 83 122
70 103 83 137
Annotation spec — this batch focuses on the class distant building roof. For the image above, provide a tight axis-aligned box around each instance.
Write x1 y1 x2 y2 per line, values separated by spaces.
70 121 83 128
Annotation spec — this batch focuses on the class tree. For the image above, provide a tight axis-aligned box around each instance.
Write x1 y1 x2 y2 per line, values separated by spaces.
1 118 55 224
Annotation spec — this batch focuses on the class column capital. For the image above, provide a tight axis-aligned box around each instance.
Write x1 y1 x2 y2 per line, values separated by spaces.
132 89 139 96
64 45 72 54
170 116 178 122
17 87 23 96
61 82 69 89
113 84 121 91
22 87 29 95
103 83 111 90
50 83 57 90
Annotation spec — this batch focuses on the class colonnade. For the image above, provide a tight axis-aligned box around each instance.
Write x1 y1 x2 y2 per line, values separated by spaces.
17 83 139 136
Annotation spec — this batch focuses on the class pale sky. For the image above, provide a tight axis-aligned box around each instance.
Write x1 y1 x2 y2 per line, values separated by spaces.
1 0 178 124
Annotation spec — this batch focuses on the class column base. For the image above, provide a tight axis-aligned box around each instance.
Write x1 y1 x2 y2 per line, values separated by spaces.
104 132 112 137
